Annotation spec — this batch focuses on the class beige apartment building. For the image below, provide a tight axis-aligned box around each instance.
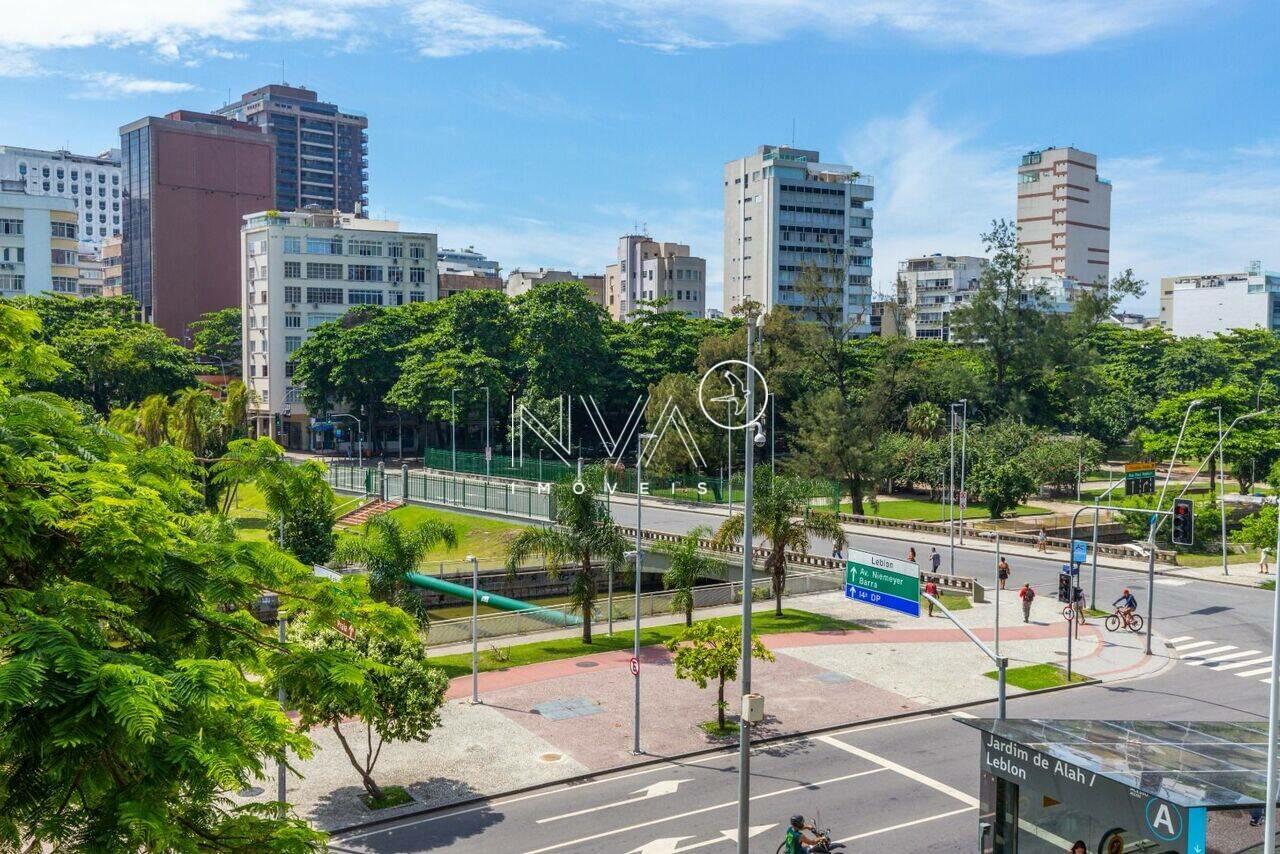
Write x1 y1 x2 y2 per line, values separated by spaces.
439 272 504 299
0 181 80 299
1016 147 1111 286
723 144 874 331
100 235 122 297
604 234 707 321
505 267 604 306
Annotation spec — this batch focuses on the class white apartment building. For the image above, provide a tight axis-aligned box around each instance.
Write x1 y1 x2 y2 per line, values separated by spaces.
1016 146 1111 287
1159 264 1280 337
896 254 988 341
605 235 707 321
438 246 500 277
77 250 105 297
0 183 80 299
723 144 874 331
505 267 605 305
0 146 121 247
240 209 438 449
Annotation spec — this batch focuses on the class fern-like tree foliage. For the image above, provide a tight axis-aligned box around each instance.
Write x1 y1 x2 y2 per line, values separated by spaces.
712 469 846 617
655 526 718 627
0 302 412 851
505 466 626 643
332 513 457 625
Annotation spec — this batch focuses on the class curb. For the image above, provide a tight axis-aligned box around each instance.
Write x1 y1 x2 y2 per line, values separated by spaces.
326 675 1099 839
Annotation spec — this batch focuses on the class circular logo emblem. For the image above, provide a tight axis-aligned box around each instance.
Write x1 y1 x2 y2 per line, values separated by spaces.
1144 797 1183 841
697 360 770 431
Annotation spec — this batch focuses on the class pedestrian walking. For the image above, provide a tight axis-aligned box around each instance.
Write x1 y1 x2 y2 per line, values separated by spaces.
997 557 1010 590
907 547 917 563
1073 586 1088 625
1019 582 1035 623
929 547 941 573
1036 527 1048 553
923 578 939 617
1260 546 1271 575
1068 842 1087 854
832 541 844 560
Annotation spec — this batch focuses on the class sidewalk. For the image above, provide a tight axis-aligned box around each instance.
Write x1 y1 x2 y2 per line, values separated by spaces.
241 585 1170 831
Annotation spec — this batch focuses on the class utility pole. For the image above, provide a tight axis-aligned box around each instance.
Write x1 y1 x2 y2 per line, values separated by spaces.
276 516 287 812
958 399 968 545
1264 502 1280 853
632 428 652 756
948 404 957 575
737 313 762 853
483 386 491 479
469 555 480 703
1217 406 1228 576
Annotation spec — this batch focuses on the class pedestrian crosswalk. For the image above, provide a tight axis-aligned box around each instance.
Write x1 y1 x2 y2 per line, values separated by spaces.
1167 636 1276 683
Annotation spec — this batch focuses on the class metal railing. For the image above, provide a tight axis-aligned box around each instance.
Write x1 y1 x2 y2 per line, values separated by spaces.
322 462 556 522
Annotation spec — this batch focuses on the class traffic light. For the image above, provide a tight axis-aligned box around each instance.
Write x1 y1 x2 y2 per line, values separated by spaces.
1172 498 1194 546
273 412 282 435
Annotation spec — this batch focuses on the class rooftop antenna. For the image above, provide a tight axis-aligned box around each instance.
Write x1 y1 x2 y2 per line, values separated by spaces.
791 118 795 146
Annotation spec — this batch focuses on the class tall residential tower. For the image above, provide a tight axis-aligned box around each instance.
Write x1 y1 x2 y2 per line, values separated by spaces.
1016 146 1111 287
214 85 369 216
723 144 873 330
605 234 706 321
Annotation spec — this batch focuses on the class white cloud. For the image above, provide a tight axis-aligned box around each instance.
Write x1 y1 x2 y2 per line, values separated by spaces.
407 1 563 58
847 104 1280 314
574 0 1208 55
76 72 197 98
0 51 42 78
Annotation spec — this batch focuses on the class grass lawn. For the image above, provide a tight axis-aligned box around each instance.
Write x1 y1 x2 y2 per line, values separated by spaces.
427 608 864 680
1174 550 1260 568
228 482 361 543
427 594 574 621
699 720 738 738
833 498 1050 522
985 663 1090 691
924 593 972 612
382 504 528 566
1264 580 1276 591
361 785 413 811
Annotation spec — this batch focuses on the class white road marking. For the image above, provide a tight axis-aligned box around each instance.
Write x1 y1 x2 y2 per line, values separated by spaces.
518 768 888 854
626 824 777 853
815 735 979 807
336 709 967 841
1212 656 1273 672
1155 579 1192 586
1184 647 1251 666
833 806 975 844
1180 645 1237 659
1170 640 1216 652
1237 667 1275 678
1166 635 1194 644
536 779 691 824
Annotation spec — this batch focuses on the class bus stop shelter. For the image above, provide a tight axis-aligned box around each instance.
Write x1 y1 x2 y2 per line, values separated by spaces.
961 718 1277 853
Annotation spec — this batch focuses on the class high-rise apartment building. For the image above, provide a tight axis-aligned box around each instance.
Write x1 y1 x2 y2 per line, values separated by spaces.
215 85 368 216
1016 147 1111 287
438 246 500 277
605 235 707 321
506 268 605 306
240 209 437 448
896 254 988 341
723 145 874 330
0 182 80 299
100 235 122 297
0 146 121 247
120 110 274 339
1159 264 1280 337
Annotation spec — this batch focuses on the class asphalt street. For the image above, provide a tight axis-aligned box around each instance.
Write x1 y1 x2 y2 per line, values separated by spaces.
330 499 1277 852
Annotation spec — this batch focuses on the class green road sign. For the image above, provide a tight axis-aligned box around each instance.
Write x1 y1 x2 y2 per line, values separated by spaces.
844 548 920 617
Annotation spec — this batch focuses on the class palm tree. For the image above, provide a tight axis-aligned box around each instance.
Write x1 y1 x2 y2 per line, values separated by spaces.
212 436 285 515
135 394 171 447
906 401 944 439
712 469 846 617
333 513 457 624
655 526 718 626
506 466 626 643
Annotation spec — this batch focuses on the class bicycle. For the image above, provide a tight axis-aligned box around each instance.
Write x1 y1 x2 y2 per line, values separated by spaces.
1104 609 1144 633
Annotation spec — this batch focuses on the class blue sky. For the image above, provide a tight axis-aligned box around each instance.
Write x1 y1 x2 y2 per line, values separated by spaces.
4 0 1278 313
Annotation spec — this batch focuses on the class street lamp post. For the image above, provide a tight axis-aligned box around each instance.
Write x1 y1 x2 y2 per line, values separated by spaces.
737 313 763 853
483 386 491 479
276 517 287 811
469 555 480 704
948 404 957 575
958 399 968 545
450 388 460 477
1216 406 1229 577
632 429 654 756
1264 502 1280 853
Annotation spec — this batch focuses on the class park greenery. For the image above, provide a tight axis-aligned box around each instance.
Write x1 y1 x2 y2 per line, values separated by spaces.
666 622 775 732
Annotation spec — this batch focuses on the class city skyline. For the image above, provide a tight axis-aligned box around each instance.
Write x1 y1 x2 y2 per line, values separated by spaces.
2 1 1277 314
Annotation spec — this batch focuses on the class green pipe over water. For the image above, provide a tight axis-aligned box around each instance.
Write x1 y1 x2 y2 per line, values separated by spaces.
404 572 582 627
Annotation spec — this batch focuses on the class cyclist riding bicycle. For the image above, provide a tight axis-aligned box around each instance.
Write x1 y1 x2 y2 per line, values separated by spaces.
783 815 823 853
1112 588 1138 627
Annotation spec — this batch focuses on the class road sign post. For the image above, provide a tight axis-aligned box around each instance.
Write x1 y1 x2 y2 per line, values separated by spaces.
844 549 920 617
1071 539 1088 565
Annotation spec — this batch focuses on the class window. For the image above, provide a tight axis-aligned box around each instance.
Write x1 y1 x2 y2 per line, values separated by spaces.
52 276 78 293
388 267 403 284
41 167 49 177
1019 172 1039 184
387 243 403 258
51 222 77 239
112 174 119 185
284 285 302 302
347 239 382 257
307 312 342 328
285 336 302 354
409 291 426 303
283 236 302 254
305 236 343 255
409 267 425 284
305 262 342 280
51 249 77 266
0 275 24 291
0 219 21 235
56 183 64 193
347 264 383 282
284 313 302 328
284 261 302 278
347 289 384 305
305 287 344 304
408 243 426 260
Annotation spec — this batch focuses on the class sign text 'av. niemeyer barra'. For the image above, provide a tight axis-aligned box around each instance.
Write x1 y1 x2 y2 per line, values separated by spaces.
844 548 920 617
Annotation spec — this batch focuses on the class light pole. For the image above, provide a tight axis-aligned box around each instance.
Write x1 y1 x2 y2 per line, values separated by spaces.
958 399 968 545
276 516 287 811
483 386 491 479
450 388 460 477
632 429 655 756
737 312 764 854
1216 406 1229 576
469 554 480 704
331 414 363 474
1264 501 1280 853
948 403 957 575
726 402 733 516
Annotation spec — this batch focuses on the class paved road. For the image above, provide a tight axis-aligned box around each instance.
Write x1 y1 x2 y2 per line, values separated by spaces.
331 496 1277 852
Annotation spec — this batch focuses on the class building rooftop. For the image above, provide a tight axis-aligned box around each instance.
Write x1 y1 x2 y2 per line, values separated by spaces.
241 209 418 233
0 145 120 166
